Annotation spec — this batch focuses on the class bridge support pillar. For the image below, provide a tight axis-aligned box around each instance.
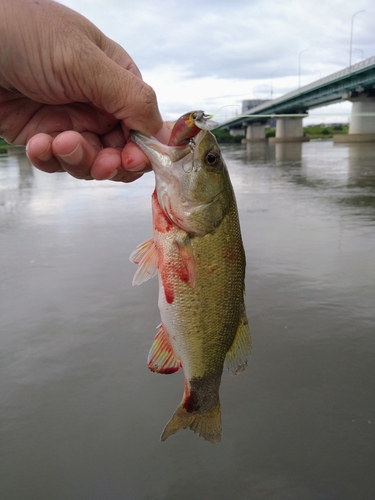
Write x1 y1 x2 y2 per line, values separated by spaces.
242 123 266 142
334 96 375 143
268 117 309 143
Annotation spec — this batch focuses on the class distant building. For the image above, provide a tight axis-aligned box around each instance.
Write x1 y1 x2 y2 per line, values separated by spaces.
242 99 269 114
242 99 276 128
228 99 275 137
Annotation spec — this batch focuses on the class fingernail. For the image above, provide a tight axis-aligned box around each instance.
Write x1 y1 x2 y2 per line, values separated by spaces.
106 169 119 180
57 144 83 165
128 162 147 172
32 145 52 162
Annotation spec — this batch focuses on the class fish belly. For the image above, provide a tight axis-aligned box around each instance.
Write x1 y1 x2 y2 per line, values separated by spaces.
157 216 244 381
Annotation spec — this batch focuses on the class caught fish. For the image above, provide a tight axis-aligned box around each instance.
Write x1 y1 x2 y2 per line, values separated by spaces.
130 125 250 444
168 110 218 146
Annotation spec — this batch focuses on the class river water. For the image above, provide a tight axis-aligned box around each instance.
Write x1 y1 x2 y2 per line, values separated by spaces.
0 140 374 500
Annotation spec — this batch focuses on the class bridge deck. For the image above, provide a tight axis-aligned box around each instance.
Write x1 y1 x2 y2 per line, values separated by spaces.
219 56 375 128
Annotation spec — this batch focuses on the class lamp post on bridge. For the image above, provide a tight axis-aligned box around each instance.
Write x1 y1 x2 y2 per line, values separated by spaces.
349 10 365 68
298 50 309 89
353 48 364 63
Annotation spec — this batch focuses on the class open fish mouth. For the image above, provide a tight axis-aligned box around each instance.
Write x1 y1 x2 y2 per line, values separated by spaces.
131 131 191 164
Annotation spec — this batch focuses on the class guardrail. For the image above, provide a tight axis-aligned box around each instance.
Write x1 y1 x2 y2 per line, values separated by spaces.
229 56 375 119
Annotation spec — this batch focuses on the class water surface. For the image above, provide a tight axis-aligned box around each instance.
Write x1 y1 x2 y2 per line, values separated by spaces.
1 141 374 499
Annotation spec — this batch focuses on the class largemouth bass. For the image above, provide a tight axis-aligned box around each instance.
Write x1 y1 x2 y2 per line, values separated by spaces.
130 127 250 444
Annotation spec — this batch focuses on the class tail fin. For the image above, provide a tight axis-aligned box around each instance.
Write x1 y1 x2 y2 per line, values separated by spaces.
160 403 222 444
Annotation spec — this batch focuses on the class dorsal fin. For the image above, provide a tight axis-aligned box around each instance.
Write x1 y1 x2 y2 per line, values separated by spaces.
129 238 158 285
148 324 181 374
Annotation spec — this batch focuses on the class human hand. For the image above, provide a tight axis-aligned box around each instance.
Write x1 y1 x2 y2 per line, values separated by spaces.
0 0 169 182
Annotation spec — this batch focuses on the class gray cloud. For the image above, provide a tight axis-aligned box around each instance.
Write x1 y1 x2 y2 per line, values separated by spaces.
61 0 375 120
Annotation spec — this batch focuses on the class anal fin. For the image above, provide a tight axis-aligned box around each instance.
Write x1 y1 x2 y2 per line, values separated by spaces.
226 303 251 375
148 324 181 374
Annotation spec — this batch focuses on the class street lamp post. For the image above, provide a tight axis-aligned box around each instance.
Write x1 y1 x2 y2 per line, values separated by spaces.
353 48 364 62
298 49 309 89
349 10 365 68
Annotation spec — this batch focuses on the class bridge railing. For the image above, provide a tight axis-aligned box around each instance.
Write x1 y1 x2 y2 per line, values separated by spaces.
248 56 375 115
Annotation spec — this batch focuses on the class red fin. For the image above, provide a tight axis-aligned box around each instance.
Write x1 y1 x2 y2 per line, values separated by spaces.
147 325 181 374
129 238 158 286
176 235 196 287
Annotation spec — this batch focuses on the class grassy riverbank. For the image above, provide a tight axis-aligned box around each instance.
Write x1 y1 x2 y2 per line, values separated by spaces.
0 138 27 155
304 124 349 139
213 123 350 143
1 123 350 151
0 138 9 153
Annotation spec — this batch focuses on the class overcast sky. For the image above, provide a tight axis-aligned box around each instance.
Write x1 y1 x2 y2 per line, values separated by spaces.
60 0 375 124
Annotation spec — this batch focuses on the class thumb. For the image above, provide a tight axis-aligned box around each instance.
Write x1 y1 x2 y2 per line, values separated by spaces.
76 45 163 137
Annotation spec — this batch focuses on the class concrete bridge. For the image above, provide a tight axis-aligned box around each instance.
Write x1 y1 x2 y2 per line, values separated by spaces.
218 56 375 143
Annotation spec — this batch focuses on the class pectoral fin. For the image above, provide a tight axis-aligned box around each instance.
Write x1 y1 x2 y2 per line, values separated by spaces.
226 304 251 375
129 238 158 285
148 324 181 374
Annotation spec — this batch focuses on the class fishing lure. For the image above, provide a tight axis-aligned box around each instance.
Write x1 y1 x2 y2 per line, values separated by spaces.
168 111 218 146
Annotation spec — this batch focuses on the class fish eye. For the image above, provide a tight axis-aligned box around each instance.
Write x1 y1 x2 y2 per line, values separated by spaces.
204 151 221 168
191 111 204 122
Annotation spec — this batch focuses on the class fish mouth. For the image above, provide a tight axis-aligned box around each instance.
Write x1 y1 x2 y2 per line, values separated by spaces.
130 131 191 164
